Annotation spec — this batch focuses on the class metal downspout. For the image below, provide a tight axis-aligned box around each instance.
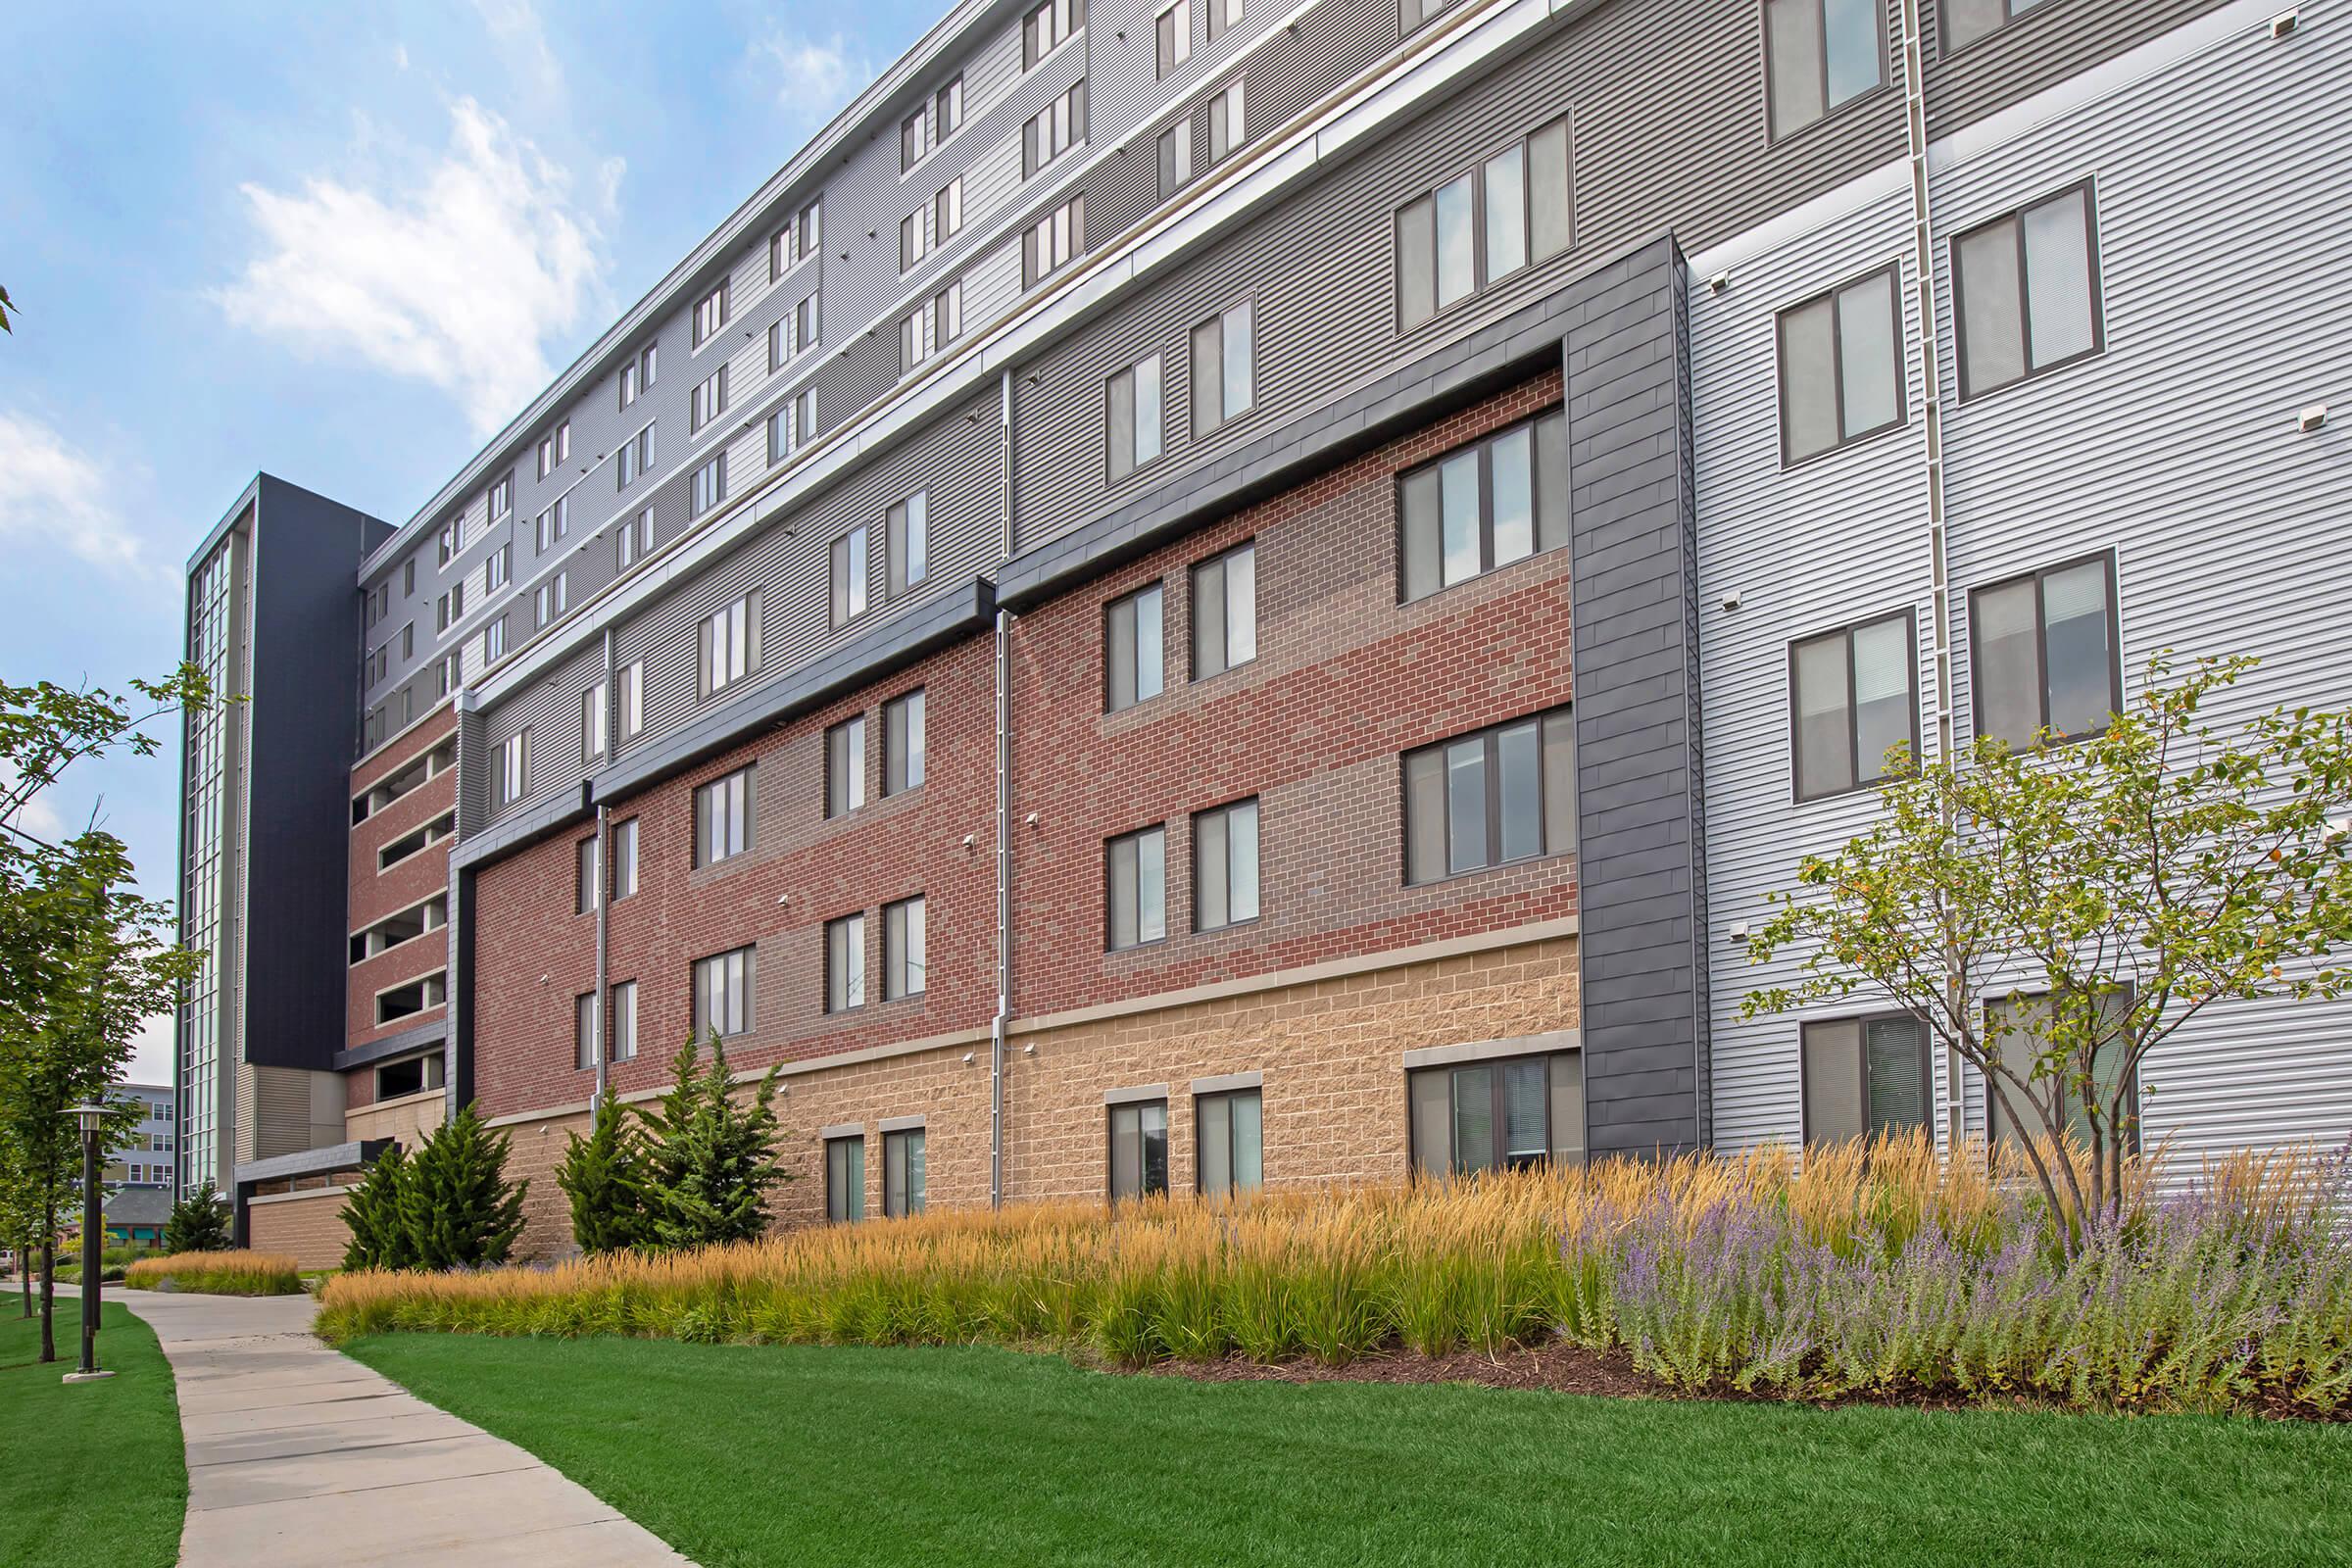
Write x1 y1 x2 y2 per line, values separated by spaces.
594 628 613 1110
991 368 1015 1208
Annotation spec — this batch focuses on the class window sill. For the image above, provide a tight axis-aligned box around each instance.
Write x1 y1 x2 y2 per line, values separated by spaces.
1402 843 1574 894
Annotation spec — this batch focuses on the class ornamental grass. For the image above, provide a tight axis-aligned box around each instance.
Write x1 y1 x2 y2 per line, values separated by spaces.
123 1249 305 1297
315 1134 2352 1415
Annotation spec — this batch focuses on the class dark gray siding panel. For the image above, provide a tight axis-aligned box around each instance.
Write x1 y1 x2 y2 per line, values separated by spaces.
1923 0 2232 132
1562 243 1705 1161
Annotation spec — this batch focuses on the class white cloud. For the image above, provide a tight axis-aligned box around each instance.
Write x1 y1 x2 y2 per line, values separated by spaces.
7 793 67 843
214 99 610 437
752 30 871 125
124 1009 173 1086
0 412 165 582
469 0 564 102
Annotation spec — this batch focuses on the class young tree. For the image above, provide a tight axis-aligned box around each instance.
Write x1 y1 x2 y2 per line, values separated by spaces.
338 1147 415 1271
163 1180 233 1255
635 1034 790 1251
557 1096 649 1255
0 1127 41 1318
398 1105 527 1269
1744 655 2352 1231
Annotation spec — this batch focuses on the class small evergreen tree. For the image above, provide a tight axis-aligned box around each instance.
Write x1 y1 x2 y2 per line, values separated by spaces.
398 1105 527 1268
162 1180 232 1254
635 1033 790 1251
557 1097 649 1255
338 1147 414 1271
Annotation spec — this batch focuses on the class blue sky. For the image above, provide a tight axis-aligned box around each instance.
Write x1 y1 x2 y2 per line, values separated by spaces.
0 0 934 1078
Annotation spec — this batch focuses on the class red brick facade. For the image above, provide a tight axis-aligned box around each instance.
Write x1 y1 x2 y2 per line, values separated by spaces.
345 706 458 1094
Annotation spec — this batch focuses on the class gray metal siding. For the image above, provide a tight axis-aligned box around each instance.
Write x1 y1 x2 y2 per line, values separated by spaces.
1922 0 2231 133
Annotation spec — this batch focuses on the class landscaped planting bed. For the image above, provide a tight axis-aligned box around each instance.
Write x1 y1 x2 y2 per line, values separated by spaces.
317 1136 2352 1417
124 1249 304 1296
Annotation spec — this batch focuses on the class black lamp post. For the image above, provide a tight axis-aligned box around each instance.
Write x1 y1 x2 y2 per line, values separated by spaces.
63 1104 115 1385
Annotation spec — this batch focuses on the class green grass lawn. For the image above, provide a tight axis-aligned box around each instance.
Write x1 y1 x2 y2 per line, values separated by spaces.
345 1334 2352 1568
0 1294 186 1568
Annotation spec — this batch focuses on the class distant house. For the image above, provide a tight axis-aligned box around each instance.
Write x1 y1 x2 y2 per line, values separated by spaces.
102 1186 172 1249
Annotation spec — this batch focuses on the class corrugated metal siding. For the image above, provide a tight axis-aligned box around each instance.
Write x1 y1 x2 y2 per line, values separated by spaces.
1922 0 2231 134
480 638 605 826
962 238 1026 334
1010 0 1908 556
964 131 1024 231
1248 0 1395 131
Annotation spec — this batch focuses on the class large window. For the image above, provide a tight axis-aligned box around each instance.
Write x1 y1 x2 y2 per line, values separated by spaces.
690 366 728 433
1409 1051 1584 1176
701 590 760 697
1024 0 1085 68
885 896 927 1001
1024 82 1088 178
885 1127 927 1216
1397 411 1568 603
1158 121 1194 199
826 912 866 1013
1193 798 1259 932
1207 76 1245 164
1191 542 1255 679
831 525 869 626
1396 117 1572 330
691 279 730 347
884 690 925 795
692 945 756 1039
1969 553 2120 748
826 1135 866 1223
1189 302 1253 437
1953 183 2103 401
1984 989 2134 1152
1402 708 1574 885
1023 194 1085 288
694 767 754 866
1196 1087 1263 1197
1106 354 1163 482
1156 0 1191 75
1106 825 1167 951
1108 1098 1169 1200
691 454 727 518
1104 583 1164 711
1790 611 1917 800
1800 1013 1929 1145
826 715 866 817
1777 264 1905 466
617 424 655 489
1764 0 1886 141
618 342 657 410
887 493 928 598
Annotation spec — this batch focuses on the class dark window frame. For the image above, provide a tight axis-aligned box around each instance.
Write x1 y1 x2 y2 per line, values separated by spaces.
884 895 927 1001
882 688 925 797
693 765 756 868
1982 985 2141 1154
1775 261 1909 468
1102 581 1165 713
825 1134 866 1223
1966 549 2123 749
1939 0 2058 57
1189 540 1256 681
1105 1097 1171 1201
691 944 757 1040
824 911 866 1014
1760 0 1893 146
1191 796 1260 934
824 714 866 819
1950 178 2107 404
1798 1009 1933 1147
883 1125 927 1216
1786 606 1921 803
1399 705 1575 888
1393 408 1569 605
1393 114 1574 333
1103 822 1169 953
1406 1049 1583 1176
1104 352 1164 484
1193 1086 1263 1196
1188 298 1255 439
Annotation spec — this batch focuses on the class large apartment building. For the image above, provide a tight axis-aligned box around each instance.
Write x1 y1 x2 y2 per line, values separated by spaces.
177 0 2352 1258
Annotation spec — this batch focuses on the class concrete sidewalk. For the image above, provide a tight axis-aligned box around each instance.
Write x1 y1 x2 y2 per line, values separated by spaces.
119 1287 694 1567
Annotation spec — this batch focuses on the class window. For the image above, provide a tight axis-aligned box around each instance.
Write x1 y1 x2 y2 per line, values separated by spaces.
582 678 608 762
402 622 415 660
617 661 644 740
1189 301 1253 435
609 980 638 1062
533 573 567 628
617 424 655 489
1105 354 1163 482
936 76 964 140
795 386 818 446
487 472 513 522
374 1052 448 1102
1397 410 1568 602
1208 0 1244 38
1207 76 1245 164
619 508 655 569
1953 183 2103 401
438 517 464 565
767 318 788 373
886 493 928 598
1396 117 1571 329
1158 121 1194 199
885 896 926 1001
1777 264 1905 465
700 590 760 697
826 913 866 1012
1192 543 1255 679
1104 583 1163 711
1024 0 1084 68
690 365 728 432
769 228 789 282
1156 0 1192 75
826 1135 865 1223
901 106 927 173
1942 0 2049 50
767 405 794 467
1790 611 1917 800
1108 1099 1169 1199
1402 707 1575 885
438 650 462 697
826 715 866 817
1196 1087 1262 1196
534 497 568 553
1800 1013 1929 1146
901 308 928 370
695 766 754 866
486 543 511 592
693 946 756 1039
1022 82 1088 179
935 176 962 244
495 730 527 807
404 558 416 596
575 991 601 1070
1106 824 1167 951
797 199 822 261
900 209 928 272
1970 553 2120 748
831 525 868 626
884 689 925 795
619 343 657 409
796 292 820 353
612 818 639 900
692 280 730 347
1409 1051 1585 1174
1765 0 1886 141
1401 0 1461 32
1984 989 2135 1152
1193 798 1259 931
1023 194 1085 288
884 1126 927 1216
536 420 570 479
933 281 963 352
691 454 727 518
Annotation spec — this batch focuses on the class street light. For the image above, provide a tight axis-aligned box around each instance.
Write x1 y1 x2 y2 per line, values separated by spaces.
63 1104 115 1385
